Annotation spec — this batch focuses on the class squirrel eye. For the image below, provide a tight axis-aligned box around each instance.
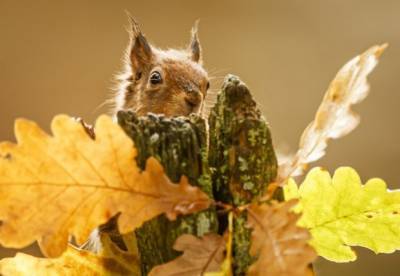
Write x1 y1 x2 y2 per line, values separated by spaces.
149 71 162 85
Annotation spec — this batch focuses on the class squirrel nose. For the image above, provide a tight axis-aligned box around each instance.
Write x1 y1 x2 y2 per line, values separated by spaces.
185 89 202 107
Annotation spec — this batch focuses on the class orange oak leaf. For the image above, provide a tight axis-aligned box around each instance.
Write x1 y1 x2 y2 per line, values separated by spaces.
149 233 226 276
278 44 387 184
0 234 140 276
0 115 211 257
247 200 317 276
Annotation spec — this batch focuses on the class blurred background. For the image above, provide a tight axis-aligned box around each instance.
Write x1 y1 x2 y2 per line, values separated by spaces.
0 0 399 275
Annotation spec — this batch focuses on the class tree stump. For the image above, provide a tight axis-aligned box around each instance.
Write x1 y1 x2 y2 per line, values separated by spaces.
208 75 278 275
117 74 277 275
117 112 218 275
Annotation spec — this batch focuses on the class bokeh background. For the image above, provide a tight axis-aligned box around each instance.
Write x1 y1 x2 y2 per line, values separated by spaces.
0 0 399 275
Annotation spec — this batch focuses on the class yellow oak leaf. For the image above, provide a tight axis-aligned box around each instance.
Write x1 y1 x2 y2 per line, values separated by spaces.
284 167 400 262
278 44 387 184
0 233 140 276
0 115 211 257
247 200 317 276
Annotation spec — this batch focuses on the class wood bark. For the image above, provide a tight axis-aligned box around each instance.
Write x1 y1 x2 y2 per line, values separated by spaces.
117 74 278 275
208 75 278 275
117 112 218 275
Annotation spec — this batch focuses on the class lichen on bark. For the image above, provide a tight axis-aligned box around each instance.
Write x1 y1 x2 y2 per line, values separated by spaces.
117 112 218 275
116 74 277 275
208 75 278 275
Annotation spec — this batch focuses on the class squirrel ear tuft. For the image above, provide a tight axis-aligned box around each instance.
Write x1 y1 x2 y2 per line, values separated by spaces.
127 14 153 72
188 20 202 64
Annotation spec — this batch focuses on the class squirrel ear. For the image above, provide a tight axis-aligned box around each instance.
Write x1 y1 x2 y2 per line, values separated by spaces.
188 20 202 64
127 15 153 73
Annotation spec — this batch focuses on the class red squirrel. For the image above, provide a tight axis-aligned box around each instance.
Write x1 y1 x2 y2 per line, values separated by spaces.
83 16 211 253
113 17 210 118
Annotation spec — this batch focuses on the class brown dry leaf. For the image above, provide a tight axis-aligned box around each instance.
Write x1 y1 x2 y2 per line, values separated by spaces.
205 211 233 276
0 234 140 276
0 115 211 257
149 233 226 276
247 200 317 276
278 44 387 183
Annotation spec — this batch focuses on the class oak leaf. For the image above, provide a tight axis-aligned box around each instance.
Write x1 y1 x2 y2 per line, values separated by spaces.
247 200 317 276
0 115 211 257
284 167 400 262
0 234 140 276
205 212 233 276
278 44 387 183
149 233 227 276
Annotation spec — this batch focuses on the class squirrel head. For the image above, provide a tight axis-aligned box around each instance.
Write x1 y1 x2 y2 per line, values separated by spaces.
115 17 210 117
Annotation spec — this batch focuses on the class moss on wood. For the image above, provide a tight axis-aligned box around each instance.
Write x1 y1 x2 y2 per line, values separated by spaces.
117 112 218 275
208 75 278 275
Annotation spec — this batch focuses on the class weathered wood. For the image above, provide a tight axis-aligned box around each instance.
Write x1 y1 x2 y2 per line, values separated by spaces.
115 74 278 275
117 112 218 275
208 75 278 275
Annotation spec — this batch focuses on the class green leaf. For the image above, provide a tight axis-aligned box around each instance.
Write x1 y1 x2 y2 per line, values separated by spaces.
284 167 400 262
